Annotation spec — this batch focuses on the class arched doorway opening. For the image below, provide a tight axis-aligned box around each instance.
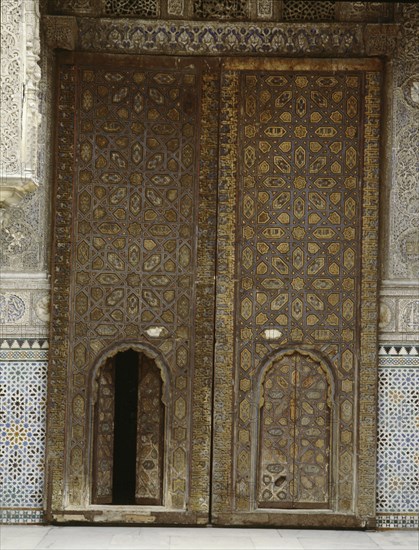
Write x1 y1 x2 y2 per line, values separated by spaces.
92 349 165 506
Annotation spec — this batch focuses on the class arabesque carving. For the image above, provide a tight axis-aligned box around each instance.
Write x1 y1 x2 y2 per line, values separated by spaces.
1 0 41 207
386 4 419 281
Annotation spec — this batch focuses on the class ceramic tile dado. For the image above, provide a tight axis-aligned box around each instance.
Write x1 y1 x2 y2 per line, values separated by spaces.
0 339 48 524
376 345 419 529
1 338 418 528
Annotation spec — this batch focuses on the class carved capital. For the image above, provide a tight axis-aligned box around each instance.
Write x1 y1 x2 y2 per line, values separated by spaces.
43 16 78 50
0 175 38 208
364 24 400 56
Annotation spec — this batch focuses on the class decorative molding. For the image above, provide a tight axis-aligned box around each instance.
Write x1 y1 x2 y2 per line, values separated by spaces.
41 18 399 57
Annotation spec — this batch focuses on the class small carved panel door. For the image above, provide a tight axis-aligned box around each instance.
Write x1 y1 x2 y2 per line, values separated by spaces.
258 351 332 510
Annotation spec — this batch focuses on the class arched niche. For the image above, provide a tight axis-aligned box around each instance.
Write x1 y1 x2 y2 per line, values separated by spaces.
89 342 170 506
254 348 336 510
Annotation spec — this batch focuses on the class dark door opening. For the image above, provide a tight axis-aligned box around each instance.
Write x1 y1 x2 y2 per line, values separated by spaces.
92 349 165 506
112 349 139 505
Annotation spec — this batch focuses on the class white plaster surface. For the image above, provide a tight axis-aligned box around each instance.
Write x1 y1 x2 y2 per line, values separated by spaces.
1 526 418 550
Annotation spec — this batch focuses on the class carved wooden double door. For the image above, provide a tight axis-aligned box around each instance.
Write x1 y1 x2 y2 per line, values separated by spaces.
47 54 381 527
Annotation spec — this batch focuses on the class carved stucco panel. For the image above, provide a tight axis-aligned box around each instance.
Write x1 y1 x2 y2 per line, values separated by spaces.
387 5 419 280
0 0 42 206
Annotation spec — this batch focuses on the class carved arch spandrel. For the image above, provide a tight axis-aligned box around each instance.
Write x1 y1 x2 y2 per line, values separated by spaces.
252 348 338 511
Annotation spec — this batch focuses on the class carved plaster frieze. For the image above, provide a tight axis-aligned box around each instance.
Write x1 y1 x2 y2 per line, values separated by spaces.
40 16 401 58
364 23 400 56
379 280 419 343
335 2 393 22
0 273 50 338
167 0 185 17
402 75 419 108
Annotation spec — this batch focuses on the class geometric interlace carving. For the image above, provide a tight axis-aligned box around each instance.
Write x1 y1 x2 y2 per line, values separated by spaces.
70 63 198 509
235 70 363 511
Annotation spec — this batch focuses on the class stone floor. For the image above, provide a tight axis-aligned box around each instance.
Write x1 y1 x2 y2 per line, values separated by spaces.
1 526 418 550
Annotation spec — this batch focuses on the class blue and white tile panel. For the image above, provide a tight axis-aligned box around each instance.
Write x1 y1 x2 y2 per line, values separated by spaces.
1 340 418 527
376 345 419 530
0 339 48 524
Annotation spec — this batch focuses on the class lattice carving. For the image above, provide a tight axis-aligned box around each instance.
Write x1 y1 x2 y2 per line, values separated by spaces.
105 0 158 17
194 0 247 19
258 352 332 509
283 1 335 21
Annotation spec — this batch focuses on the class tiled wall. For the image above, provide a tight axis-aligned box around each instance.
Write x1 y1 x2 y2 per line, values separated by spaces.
1 339 418 527
0 339 48 524
376 345 419 529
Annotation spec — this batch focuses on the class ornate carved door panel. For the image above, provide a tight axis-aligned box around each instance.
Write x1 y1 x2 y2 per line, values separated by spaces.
47 54 219 524
212 59 381 528
47 55 381 528
258 351 332 510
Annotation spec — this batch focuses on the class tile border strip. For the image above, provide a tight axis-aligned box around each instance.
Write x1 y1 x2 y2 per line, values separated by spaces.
0 509 45 525
376 514 419 529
